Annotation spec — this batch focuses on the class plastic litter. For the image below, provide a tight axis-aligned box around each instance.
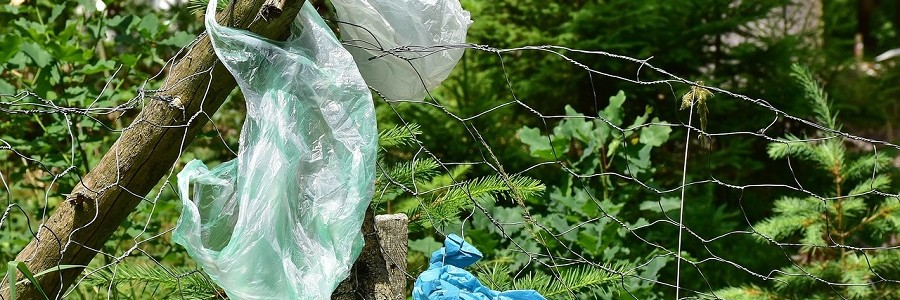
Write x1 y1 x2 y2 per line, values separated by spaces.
331 0 473 100
413 234 546 300
171 1 377 299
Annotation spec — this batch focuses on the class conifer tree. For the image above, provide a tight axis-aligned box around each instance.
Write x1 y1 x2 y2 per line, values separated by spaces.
716 65 900 299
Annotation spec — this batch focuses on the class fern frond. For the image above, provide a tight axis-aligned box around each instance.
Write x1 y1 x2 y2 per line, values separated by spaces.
81 264 221 299
840 254 874 300
871 249 900 278
186 0 229 15
767 135 845 178
474 261 515 291
799 222 826 252
829 197 867 219
511 265 624 299
377 157 440 188
712 285 777 300
817 139 846 176
767 134 818 160
378 123 422 147
754 214 817 242
772 196 823 216
790 64 837 130
756 197 830 244
441 174 545 207
773 264 832 296
847 174 892 196
845 154 891 180
868 199 900 238
415 174 544 228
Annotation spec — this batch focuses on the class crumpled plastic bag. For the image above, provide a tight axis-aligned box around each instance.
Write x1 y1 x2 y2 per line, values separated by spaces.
171 1 377 299
414 234 546 300
331 0 473 100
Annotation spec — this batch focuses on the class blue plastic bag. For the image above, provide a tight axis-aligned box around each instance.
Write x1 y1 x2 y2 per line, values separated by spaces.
414 235 546 300
172 2 377 299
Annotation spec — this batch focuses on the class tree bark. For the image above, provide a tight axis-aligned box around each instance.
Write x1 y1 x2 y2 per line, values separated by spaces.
0 1 303 299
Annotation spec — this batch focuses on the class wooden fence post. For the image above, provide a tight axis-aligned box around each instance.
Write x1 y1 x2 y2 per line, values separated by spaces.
333 211 409 300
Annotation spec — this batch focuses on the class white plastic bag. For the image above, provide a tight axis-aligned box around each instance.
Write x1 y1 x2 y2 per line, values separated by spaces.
331 0 473 100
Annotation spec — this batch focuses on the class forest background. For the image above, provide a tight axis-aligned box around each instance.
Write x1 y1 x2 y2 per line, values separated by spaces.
1 0 899 299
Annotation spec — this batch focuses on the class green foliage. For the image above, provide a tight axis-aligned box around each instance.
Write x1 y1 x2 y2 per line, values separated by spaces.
5 260 50 300
518 91 672 179
720 65 900 299
378 123 423 148
710 285 777 300
185 0 229 15
457 91 676 299
0 1 222 298
475 262 629 299
1 0 897 298
373 122 545 231
79 263 222 299
789 65 836 130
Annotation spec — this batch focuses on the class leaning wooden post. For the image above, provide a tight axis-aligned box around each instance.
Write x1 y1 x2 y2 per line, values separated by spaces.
0 1 303 299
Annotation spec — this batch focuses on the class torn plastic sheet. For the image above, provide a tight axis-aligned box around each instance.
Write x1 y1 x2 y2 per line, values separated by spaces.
413 234 547 300
171 1 377 299
331 0 472 101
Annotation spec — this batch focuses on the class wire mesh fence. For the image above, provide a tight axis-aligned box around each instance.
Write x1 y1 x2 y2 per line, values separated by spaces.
2 2 899 300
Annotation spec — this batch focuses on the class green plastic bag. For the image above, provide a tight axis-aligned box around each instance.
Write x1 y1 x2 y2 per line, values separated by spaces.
172 2 377 299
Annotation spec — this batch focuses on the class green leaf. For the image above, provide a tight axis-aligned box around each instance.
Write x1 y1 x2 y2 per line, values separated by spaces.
639 197 679 213
0 35 22 62
625 144 653 174
107 15 139 30
2 4 21 14
518 126 565 160
81 60 116 75
0 78 15 94
408 237 442 255
638 118 671 147
627 106 652 129
5 261 13 300
159 31 196 48
515 265 626 297
20 42 53 68
6 261 50 300
754 214 811 241
118 54 140 66
56 20 80 42
48 4 65 22
558 105 593 143
137 14 159 38
13 265 87 286
13 19 47 40
600 90 626 127
639 255 669 280
767 134 822 163
799 222 825 249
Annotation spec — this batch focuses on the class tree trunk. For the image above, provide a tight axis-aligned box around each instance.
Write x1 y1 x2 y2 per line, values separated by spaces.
0 1 303 299
857 0 876 51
